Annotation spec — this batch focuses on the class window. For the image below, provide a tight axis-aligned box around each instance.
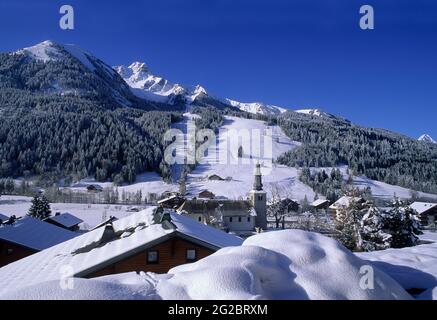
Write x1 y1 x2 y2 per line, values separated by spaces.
198 216 202 222
146 250 159 264
258 195 263 201
247 216 251 222
186 249 197 261
238 217 242 222
229 217 233 222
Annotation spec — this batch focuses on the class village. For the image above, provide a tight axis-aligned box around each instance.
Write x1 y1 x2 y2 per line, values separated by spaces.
1 160 437 286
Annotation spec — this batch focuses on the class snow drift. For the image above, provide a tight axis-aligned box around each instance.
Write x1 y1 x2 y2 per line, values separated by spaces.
0 230 411 300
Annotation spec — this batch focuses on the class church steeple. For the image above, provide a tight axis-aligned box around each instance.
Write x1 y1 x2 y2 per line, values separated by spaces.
253 162 263 191
249 162 267 230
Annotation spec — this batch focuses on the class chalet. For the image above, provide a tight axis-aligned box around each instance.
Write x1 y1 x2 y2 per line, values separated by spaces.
0 216 78 267
208 174 224 181
409 202 437 226
329 196 366 219
86 184 103 193
0 213 8 224
0 207 243 295
198 190 215 199
157 195 185 209
177 163 267 233
311 199 330 210
44 212 83 231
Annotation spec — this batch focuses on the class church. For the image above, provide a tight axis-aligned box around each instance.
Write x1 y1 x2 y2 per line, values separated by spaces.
176 163 267 234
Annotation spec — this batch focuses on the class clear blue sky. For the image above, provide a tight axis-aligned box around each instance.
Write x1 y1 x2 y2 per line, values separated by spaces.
1 0 436 139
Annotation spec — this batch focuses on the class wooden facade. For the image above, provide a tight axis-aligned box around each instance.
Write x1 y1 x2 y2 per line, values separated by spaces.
0 240 37 268
85 236 214 278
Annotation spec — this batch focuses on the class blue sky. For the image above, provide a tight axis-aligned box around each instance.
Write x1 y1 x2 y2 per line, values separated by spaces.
1 0 436 139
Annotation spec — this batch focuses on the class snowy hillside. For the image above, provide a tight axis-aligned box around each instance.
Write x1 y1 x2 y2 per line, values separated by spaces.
418 134 436 144
16 40 116 76
0 228 411 300
181 115 316 201
54 114 437 203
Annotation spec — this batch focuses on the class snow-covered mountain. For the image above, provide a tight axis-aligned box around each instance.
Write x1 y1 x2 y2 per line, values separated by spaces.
10 40 172 110
16 40 118 77
114 61 288 115
418 134 436 144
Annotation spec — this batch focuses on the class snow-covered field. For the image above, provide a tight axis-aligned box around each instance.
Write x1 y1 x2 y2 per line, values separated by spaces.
356 231 437 299
0 195 142 229
0 228 410 300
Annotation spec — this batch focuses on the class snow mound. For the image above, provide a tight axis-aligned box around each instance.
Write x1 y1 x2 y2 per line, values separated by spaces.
0 230 411 300
1 278 148 300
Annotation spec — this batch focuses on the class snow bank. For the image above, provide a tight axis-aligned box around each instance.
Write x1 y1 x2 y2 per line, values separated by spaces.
1 278 148 300
357 237 437 292
0 230 411 300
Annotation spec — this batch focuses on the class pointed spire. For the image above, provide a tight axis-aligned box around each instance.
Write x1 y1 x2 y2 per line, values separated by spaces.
253 162 263 191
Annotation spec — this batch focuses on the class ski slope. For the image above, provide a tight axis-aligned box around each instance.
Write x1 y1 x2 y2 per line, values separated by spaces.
183 116 315 201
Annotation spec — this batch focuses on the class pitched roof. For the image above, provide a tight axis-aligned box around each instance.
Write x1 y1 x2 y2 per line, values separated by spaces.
329 196 364 210
46 213 83 228
0 216 79 251
178 199 255 217
0 207 243 295
311 199 330 207
409 202 437 215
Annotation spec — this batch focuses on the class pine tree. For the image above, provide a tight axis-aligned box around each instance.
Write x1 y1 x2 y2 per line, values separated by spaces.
28 194 52 220
335 196 368 251
384 198 422 248
359 205 392 251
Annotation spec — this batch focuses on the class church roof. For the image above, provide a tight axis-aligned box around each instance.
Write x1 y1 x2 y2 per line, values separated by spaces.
178 199 256 217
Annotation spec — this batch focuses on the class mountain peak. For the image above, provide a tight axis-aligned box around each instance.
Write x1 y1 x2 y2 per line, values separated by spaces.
418 134 436 144
129 61 149 74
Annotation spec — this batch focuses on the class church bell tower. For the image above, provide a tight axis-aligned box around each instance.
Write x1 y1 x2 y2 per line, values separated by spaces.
249 162 267 230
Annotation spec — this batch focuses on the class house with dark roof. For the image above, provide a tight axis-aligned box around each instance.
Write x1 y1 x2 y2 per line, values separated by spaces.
0 207 243 294
409 202 437 226
311 199 331 210
208 174 224 181
0 216 79 267
198 190 215 199
44 212 84 231
86 184 103 193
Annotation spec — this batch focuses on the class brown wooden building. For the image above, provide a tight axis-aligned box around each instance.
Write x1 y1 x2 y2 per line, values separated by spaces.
0 208 243 288
410 202 437 226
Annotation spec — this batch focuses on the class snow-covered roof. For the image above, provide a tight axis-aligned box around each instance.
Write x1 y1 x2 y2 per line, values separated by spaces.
0 229 411 300
178 199 255 217
311 199 330 207
46 213 83 228
0 213 8 223
409 202 437 215
0 216 79 251
0 207 243 295
329 196 364 210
